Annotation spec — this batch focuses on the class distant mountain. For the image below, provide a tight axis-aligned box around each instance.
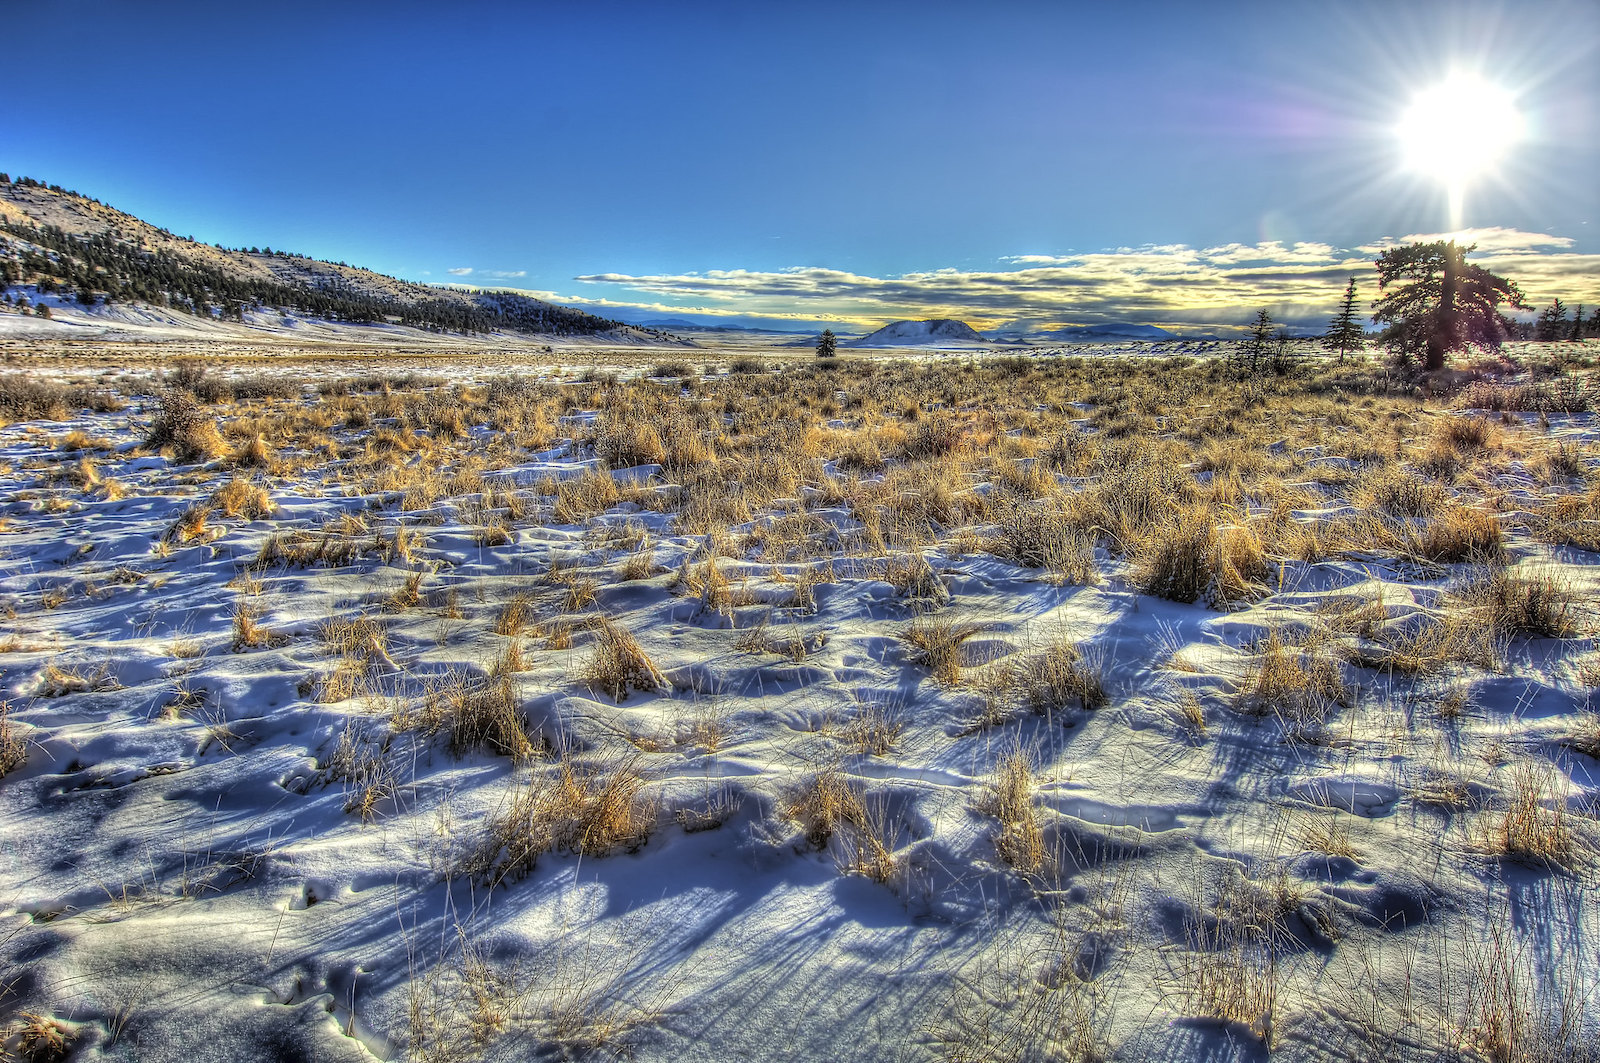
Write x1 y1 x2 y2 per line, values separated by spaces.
0 175 671 341
1034 322 1178 342
852 318 989 347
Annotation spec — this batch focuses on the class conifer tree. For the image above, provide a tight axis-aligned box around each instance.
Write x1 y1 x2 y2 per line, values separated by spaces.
1322 277 1366 363
1371 241 1522 371
1238 309 1274 374
816 328 837 359
1535 298 1568 341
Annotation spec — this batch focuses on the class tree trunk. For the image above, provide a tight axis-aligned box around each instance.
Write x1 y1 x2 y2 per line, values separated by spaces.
1426 248 1459 372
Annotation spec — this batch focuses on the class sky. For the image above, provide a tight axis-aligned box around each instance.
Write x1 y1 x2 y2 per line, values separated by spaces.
5 0 1599 334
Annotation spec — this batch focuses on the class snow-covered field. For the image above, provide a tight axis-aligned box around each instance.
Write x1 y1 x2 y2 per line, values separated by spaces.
1 344 1597 1062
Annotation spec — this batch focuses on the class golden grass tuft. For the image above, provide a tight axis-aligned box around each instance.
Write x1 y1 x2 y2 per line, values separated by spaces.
1452 568 1581 639
1234 630 1346 735
493 594 535 637
581 617 668 701
978 637 1105 729
899 615 985 686
210 477 275 520
147 388 225 463
231 603 282 652
783 766 896 882
475 755 656 885
979 751 1045 874
1485 761 1585 871
162 502 215 544
0 702 26 779
5 1012 74 1062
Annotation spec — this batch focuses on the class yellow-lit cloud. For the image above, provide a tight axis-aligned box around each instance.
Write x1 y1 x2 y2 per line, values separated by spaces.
554 231 1599 333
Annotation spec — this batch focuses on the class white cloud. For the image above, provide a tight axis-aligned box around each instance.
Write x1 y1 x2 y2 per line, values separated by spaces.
571 231 1600 333
481 269 527 278
447 267 474 276
1357 227 1576 255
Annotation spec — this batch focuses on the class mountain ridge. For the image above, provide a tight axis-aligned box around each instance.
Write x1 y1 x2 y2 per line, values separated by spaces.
0 176 671 341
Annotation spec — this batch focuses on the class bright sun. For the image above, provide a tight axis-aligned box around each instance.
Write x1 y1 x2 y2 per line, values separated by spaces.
1397 72 1524 187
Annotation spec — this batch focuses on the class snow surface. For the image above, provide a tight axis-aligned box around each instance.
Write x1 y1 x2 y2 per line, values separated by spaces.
0 360 1596 1062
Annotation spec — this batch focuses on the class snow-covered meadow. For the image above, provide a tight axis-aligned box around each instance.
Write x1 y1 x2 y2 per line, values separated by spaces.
1 344 1598 1062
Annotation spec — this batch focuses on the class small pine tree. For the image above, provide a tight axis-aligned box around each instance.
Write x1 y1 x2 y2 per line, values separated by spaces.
1269 329 1297 375
816 328 837 359
1322 277 1366 363
1569 305 1584 342
1535 298 1568 341
1588 306 1600 339
1238 309 1274 374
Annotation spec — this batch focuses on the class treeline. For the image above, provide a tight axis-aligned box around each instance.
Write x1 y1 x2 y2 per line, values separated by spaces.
0 220 627 335
0 174 634 336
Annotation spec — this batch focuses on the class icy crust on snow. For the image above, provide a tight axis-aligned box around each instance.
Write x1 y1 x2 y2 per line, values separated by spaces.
0 390 1596 1062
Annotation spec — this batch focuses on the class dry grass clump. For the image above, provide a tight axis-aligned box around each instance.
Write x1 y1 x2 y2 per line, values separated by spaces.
146 388 225 463
493 594 535 637
231 603 282 652
1293 813 1362 860
1561 714 1600 759
581 617 668 702
593 413 666 468
1137 508 1268 606
386 570 425 613
1234 630 1347 735
618 545 661 581
837 699 905 756
229 432 275 469
1413 502 1505 563
1358 465 1446 518
3 1012 75 1062
162 502 214 544
318 613 389 663
985 498 1098 584
1349 611 1504 676
323 723 397 821
899 615 985 686
395 670 536 761
977 638 1105 730
0 702 26 779
675 556 733 616
979 751 1046 874
1528 440 1588 483
210 477 274 519
783 766 896 882
1537 486 1600 552
1174 870 1286 1048
1484 761 1584 871
1459 920 1598 1063
552 467 621 524
1452 568 1581 639
474 754 656 886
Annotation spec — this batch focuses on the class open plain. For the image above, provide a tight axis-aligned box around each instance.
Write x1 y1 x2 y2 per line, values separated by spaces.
1 336 1597 1062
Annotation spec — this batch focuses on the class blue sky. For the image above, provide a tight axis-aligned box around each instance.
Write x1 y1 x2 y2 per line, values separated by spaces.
6 0 1598 332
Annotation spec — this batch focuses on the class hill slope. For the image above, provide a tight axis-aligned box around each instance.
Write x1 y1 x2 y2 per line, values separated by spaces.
0 175 666 340
851 318 988 347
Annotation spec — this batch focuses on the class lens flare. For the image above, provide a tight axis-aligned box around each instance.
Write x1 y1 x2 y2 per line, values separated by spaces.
1397 72 1524 227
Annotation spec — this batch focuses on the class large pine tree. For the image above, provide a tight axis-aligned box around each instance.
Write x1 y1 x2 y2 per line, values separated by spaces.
1321 277 1366 363
1370 241 1523 371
